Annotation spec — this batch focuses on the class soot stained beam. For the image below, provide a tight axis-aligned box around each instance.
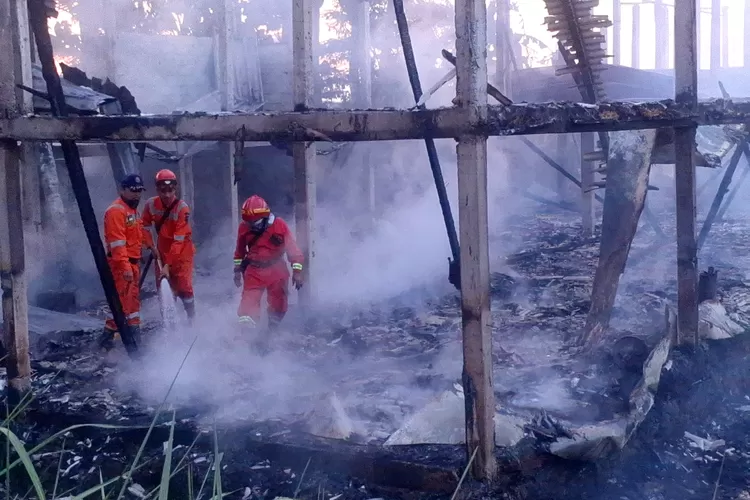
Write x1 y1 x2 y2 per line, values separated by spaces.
579 129 658 348
3 99 750 142
455 0 496 482
674 0 699 346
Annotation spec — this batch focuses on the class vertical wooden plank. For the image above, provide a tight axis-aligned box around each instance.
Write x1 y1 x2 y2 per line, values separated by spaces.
631 3 640 69
455 0 495 482
217 0 238 232
350 0 374 215
580 132 595 236
655 0 669 69
556 133 568 201
177 142 195 211
494 0 512 96
12 0 41 235
0 0 31 398
711 0 720 72
293 0 316 307
721 6 729 68
674 0 699 345
613 0 621 65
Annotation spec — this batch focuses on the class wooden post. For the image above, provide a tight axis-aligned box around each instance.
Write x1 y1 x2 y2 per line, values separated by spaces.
655 0 669 69
613 0 621 65
0 0 31 398
217 0 238 232
293 0 316 307
631 3 640 69
580 132 595 236
177 142 195 211
556 134 569 201
711 0 720 72
721 6 729 68
495 0 512 95
674 0 699 345
350 0 374 215
11 0 40 235
455 0 495 482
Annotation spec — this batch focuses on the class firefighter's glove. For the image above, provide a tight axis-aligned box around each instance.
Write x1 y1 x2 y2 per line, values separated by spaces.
292 270 304 290
233 266 243 288
123 269 134 282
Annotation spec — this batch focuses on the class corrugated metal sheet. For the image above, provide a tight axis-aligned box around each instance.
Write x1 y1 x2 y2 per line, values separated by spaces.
31 63 115 114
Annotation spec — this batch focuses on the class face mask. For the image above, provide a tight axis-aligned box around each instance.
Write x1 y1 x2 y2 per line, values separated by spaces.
124 197 139 209
250 217 268 234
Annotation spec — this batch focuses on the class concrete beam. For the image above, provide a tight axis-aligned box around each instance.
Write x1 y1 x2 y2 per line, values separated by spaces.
4 99 750 142
293 0 316 307
455 0 496 482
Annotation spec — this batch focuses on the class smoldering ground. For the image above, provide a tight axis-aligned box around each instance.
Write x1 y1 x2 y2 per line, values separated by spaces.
104 137 531 435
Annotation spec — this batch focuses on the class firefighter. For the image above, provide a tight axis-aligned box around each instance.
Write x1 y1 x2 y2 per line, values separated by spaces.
100 173 156 350
142 169 196 324
233 195 304 336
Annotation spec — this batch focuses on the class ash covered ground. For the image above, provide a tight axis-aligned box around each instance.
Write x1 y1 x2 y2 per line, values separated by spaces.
3 206 750 499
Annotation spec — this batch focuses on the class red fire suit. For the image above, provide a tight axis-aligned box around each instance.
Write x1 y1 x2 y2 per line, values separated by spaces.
234 214 304 326
142 196 196 303
103 197 155 333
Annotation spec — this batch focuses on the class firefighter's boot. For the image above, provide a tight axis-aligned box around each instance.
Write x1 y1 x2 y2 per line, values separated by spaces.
99 328 117 352
183 298 196 327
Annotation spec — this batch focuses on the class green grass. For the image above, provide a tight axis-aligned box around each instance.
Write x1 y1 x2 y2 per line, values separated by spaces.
0 335 238 500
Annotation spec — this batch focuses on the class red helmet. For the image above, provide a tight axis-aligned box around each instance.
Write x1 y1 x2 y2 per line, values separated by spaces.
241 195 271 222
155 169 177 186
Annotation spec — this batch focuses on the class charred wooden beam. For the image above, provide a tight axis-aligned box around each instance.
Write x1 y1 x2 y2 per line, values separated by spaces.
28 0 137 354
580 132 595 236
674 0 699 346
293 0 316 306
696 140 745 251
579 129 657 348
1 0 32 400
4 99 750 142
455 0 496 481
395 5 460 288
716 142 750 221
698 266 718 303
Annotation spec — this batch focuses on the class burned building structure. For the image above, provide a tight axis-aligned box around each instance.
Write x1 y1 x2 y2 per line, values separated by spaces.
3 0 750 495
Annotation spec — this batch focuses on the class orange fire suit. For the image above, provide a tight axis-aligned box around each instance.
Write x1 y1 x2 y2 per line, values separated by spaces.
103 197 155 333
142 197 196 303
234 214 304 326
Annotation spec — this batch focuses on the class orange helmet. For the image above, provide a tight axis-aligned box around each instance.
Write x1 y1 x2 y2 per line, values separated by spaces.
241 195 271 222
155 169 177 186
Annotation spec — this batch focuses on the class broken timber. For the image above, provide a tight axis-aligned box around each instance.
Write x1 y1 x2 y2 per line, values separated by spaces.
455 0 496 481
696 139 745 251
5 100 750 142
579 129 657 347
